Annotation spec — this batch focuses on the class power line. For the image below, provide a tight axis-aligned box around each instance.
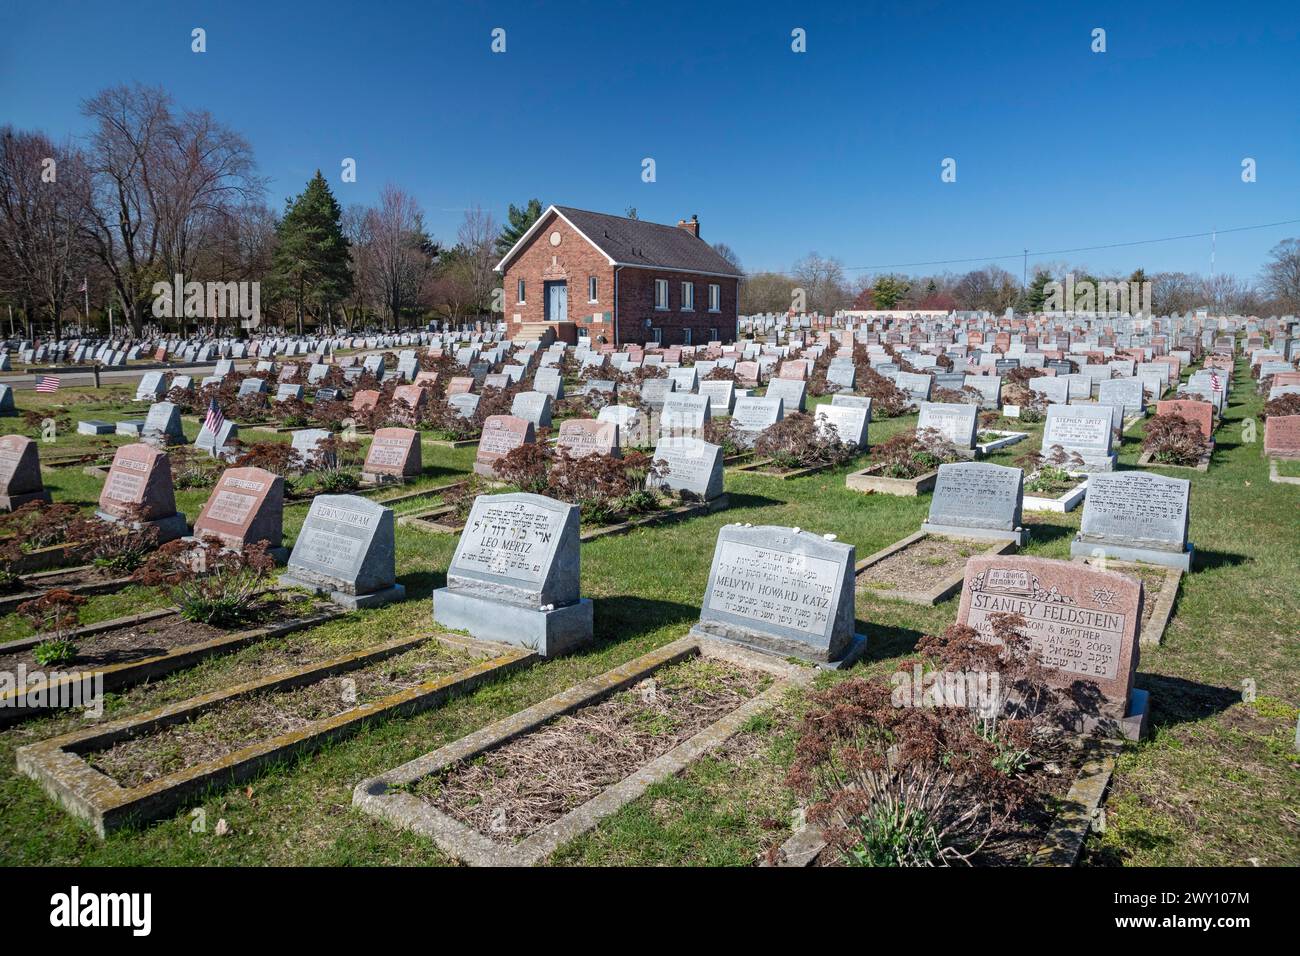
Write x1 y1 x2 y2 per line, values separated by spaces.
834 216 1300 273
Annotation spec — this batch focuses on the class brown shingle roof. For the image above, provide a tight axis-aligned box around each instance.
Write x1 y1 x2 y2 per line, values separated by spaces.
552 206 743 277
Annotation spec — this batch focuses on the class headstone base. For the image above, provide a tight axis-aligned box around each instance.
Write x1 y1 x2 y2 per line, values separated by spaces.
279 574 405 610
183 537 290 565
432 587 593 657
0 490 52 512
1069 535 1193 571
1081 688 1149 742
77 420 115 436
94 510 189 544
1066 454 1117 473
361 472 409 486
920 521 1030 547
688 622 867 671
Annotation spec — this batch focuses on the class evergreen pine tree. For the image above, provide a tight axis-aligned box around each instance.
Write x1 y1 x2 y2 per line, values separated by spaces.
269 171 353 335
494 198 543 257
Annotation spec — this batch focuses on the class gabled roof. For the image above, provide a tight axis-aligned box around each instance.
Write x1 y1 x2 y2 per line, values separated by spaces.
494 205 744 279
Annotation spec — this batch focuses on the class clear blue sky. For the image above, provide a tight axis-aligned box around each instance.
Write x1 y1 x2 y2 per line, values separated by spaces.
3 0 1297 281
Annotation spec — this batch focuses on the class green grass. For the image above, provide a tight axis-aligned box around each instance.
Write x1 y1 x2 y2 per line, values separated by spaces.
0 357 1296 866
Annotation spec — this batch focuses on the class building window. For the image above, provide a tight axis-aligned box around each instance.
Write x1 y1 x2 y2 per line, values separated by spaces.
708 283 720 312
681 282 694 311
651 327 663 344
588 276 598 302
517 279 526 304
654 279 668 310
683 328 693 345
709 328 718 341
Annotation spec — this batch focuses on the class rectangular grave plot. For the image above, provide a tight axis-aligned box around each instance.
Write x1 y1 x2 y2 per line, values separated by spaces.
855 532 1017 606
0 592 337 714
353 635 812 866
16 633 534 836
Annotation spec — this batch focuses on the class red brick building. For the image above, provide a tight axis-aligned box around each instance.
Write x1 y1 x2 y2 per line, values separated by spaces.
495 205 742 346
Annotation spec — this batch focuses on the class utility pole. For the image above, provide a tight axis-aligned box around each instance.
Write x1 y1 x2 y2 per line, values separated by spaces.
1023 249 1028 289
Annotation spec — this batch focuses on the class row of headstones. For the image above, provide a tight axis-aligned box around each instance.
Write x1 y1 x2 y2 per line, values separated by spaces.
433 484 1163 731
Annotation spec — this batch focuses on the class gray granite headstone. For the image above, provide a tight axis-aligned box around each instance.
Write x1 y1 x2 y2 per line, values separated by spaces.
1042 403 1116 471
917 402 977 451
765 377 806 416
510 390 553 429
650 436 724 500
291 428 334 469
135 371 166 401
433 492 592 656
659 392 711 439
921 461 1026 544
1070 471 1192 569
281 494 403 608
814 403 868 448
142 402 185 446
731 396 782 446
691 524 863 668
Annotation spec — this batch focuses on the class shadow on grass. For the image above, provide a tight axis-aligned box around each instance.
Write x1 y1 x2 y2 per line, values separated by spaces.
1022 521 1075 546
717 491 784 511
1138 672 1240 730
420 465 465 481
1191 547 1248 572
592 594 699 645
397 569 446 600
858 620 926 662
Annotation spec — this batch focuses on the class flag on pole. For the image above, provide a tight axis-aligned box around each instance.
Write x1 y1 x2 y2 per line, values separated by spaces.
203 397 225 436
35 375 61 393
78 277 87 293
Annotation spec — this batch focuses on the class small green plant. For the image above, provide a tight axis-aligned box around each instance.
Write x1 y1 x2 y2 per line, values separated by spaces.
32 639 78 667
18 588 86 665
133 537 275 628
844 803 945 867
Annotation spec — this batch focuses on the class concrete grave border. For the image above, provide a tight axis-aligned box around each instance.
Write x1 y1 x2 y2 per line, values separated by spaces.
0 566 134 616
855 531 1018 606
1022 474 1088 513
1268 459 1300 485
1135 446 1212 473
0 598 345 726
845 465 939 497
402 495 729 542
352 633 813 866
974 429 1028 456
16 632 534 835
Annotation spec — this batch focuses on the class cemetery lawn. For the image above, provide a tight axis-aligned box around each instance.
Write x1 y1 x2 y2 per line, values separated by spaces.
0 362 1296 866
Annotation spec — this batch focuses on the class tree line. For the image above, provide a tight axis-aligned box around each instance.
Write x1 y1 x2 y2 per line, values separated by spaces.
739 246 1300 317
0 84 529 340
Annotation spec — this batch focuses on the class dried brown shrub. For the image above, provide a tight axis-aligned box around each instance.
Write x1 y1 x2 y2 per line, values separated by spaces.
133 536 274 628
753 411 856 470
784 615 1102 867
870 427 961 479
1141 413 1209 466
1262 393 1300 420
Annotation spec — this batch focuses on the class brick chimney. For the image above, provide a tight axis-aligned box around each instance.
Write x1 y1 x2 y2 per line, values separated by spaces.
676 214 700 239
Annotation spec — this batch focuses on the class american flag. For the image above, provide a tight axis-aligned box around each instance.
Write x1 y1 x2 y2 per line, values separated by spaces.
35 375 60 393
1210 372 1222 392
203 397 225 435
